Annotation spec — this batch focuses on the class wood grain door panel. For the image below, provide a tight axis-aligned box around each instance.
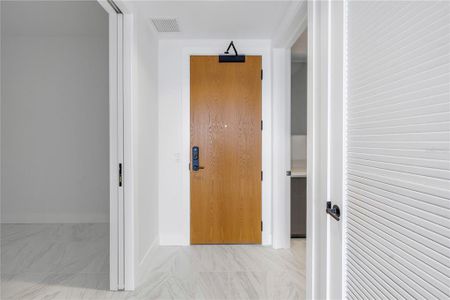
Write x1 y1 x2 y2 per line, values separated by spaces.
190 56 262 244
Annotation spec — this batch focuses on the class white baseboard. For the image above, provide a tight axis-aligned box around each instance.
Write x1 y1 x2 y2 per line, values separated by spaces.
137 235 159 284
159 234 272 246
159 234 189 246
1 213 109 224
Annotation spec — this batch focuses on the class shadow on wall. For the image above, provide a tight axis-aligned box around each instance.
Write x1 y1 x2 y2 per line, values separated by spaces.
1 0 110 295
291 62 307 136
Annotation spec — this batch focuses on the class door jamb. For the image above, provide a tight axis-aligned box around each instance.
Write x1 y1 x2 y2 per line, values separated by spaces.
327 1 347 298
307 2 328 298
97 0 134 291
272 0 333 299
271 0 307 251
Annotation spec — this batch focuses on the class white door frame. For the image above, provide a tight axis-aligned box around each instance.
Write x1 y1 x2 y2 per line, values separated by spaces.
272 0 346 298
271 0 307 250
98 0 134 291
327 0 347 298
272 47 292 249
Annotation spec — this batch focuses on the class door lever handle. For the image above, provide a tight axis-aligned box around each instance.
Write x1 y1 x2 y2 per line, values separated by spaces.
326 201 341 221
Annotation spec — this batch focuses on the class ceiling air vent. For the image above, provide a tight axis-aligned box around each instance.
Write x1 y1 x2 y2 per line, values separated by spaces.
151 18 180 33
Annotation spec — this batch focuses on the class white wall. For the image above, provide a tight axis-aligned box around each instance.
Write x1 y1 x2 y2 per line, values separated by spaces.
130 11 159 279
158 39 272 245
1 1 109 223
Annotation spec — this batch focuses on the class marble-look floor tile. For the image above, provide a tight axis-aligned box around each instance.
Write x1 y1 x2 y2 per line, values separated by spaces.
1 224 306 299
1 273 112 300
1 224 108 275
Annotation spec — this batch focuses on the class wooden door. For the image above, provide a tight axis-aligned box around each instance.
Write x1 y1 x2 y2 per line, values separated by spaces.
190 56 262 244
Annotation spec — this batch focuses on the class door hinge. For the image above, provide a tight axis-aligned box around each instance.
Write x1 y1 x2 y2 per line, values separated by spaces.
119 163 123 187
261 120 263 130
261 171 263 181
261 221 263 231
261 69 263 80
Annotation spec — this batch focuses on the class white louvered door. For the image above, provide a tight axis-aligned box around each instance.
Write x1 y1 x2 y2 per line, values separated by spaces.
345 1 450 299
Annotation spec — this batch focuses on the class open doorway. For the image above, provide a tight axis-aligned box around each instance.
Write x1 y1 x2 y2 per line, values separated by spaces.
1 1 112 296
290 29 307 239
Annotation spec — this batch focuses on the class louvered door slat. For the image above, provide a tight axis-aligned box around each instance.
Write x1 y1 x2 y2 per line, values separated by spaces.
346 1 450 298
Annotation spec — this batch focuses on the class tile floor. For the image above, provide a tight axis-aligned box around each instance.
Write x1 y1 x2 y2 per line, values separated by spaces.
1 224 306 299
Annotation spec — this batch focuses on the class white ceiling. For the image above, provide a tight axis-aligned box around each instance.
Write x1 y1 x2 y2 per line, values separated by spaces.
2 0 305 41
1 1 107 36
131 1 300 39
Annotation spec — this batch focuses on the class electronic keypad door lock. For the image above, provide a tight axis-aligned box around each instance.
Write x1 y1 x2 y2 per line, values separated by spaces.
192 146 204 171
326 201 341 221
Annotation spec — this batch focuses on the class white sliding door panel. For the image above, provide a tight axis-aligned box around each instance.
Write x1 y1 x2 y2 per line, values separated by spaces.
346 1 450 299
